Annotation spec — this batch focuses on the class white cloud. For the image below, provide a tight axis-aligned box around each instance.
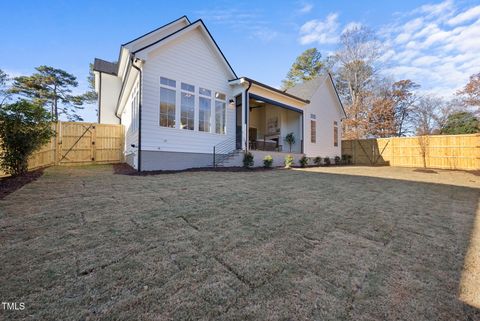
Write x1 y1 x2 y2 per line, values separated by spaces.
299 13 340 45
379 0 480 96
298 3 314 14
419 0 455 17
447 5 480 25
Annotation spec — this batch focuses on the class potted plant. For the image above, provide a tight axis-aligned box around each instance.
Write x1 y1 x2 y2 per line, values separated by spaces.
243 152 254 168
334 156 341 165
284 132 295 152
324 157 331 166
299 156 309 168
313 156 322 166
263 155 273 168
284 154 294 169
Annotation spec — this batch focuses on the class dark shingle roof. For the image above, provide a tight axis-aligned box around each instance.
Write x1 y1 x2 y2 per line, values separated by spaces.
93 58 118 75
285 75 328 100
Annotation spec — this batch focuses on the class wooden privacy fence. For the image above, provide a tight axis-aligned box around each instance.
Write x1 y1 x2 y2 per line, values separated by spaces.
342 134 480 170
0 122 124 176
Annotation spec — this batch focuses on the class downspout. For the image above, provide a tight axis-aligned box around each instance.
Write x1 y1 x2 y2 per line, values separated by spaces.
244 80 252 151
131 57 142 172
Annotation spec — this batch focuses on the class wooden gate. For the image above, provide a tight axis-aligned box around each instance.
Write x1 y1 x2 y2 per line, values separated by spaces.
56 122 124 165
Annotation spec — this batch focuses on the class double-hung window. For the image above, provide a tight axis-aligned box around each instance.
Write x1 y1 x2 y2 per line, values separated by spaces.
215 92 226 134
199 87 211 132
159 77 176 128
180 83 195 130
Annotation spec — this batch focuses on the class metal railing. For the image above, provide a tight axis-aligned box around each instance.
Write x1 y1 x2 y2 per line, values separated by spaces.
213 136 237 167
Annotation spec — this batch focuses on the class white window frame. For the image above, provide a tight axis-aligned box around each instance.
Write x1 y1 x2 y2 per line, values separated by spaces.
180 82 195 130
159 77 176 128
215 92 227 134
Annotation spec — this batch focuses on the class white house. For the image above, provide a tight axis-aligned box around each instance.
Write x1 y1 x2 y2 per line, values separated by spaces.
93 16 346 171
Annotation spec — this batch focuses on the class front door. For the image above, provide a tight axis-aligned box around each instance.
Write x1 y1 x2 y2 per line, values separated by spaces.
235 95 242 149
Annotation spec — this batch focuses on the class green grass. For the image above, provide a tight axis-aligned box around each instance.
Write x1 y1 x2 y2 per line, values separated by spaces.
0 165 479 320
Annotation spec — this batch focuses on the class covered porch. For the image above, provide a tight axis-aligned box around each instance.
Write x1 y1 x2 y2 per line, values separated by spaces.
248 94 303 154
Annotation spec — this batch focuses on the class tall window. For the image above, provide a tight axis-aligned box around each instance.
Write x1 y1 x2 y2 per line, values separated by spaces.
334 121 338 147
310 114 316 143
215 92 226 134
180 82 195 130
199 87 211 132
131 89 139 131
159 77 176 128
311 120 316 143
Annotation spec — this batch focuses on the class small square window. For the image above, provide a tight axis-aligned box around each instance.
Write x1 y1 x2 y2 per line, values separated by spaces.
199 87 211 96
160 77 176 87
181 82 195 93
310 114 316 119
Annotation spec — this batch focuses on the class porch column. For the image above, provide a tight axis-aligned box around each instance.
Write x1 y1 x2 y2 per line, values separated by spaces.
241 89 250 151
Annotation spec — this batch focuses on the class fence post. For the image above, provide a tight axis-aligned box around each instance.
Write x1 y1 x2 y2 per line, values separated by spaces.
91 123 96 162
54 122 60 165
213 146 215 168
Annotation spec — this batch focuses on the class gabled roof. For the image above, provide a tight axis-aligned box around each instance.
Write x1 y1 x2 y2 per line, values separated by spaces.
122 15 191 47
132 19 237 78
286 74 346 117
93 58 118 76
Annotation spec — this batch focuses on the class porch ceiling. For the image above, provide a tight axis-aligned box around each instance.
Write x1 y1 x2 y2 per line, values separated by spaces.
249 93 303 114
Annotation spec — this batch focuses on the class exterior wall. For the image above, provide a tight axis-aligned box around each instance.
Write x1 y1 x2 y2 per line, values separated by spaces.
120 75 140 169
303 79 343 158
140 28 236 157
141 150 212 171
98 73 122 124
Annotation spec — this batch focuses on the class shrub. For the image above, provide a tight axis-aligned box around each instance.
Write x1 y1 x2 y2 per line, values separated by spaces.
334 156 341 165
324 157 331 166
313 156 322 166
299 156 309 168
0 100 54 176
263 155 273 168
243 151 254 168
284 154 294 168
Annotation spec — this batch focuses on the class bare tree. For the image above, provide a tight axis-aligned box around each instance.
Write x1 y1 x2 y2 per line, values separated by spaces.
411 96 454 135
334 26 382 139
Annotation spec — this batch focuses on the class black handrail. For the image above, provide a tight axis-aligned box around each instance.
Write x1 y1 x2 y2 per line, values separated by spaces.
213 136 237 167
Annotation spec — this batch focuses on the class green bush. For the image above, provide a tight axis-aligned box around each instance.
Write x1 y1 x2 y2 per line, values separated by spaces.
334 156 341 165
324 157 331 166
263 155 273 168
284 154 294 168
313 156 322 166
0 100 54 176
299 156 309 168
243 152 254 168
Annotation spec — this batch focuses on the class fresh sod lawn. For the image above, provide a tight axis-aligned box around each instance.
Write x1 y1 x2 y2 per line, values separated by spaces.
1 165 479 320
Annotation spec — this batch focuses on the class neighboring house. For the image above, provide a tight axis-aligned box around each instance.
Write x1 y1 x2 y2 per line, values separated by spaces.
93 16 346 171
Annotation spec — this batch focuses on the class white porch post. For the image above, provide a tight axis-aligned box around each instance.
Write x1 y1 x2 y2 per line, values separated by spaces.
241 89 249 151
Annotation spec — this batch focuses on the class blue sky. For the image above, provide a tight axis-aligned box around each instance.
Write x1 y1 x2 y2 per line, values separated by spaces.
1 0 479 121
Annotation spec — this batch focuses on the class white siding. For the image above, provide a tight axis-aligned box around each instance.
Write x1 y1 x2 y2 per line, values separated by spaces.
98 73 121 124
303 78 343 158
140 28 235 154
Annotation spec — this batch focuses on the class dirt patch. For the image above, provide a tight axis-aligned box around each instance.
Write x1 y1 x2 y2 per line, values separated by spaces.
0 169 44 199
113 162 281 176
414 168 438 174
